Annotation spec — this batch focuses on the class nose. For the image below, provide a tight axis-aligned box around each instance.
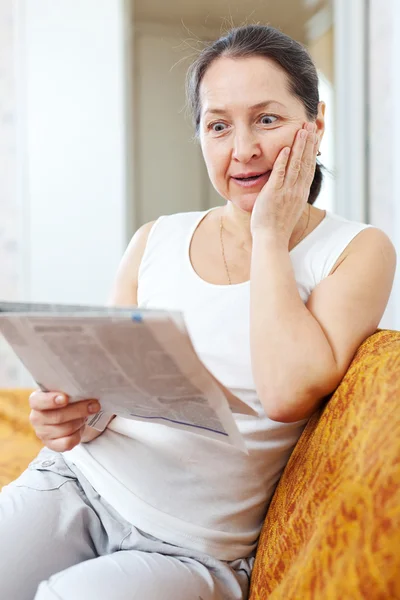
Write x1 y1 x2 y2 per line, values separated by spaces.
232 127 261 163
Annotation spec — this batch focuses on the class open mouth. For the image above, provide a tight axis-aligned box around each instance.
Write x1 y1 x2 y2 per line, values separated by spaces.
235 174 264 181
231 171 271 186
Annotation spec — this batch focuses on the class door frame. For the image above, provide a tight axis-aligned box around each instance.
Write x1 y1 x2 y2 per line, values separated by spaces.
333 0 369 222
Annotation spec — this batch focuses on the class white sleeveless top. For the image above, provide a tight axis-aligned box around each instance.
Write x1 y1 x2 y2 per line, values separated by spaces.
65 207 373 561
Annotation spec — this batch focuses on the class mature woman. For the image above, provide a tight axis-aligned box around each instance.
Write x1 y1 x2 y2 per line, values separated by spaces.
0 24 396 600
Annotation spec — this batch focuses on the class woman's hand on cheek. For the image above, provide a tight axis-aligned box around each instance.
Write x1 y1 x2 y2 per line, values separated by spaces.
250 122 319 241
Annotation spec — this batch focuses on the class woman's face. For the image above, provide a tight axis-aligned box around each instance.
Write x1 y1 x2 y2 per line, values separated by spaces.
199 56 325 213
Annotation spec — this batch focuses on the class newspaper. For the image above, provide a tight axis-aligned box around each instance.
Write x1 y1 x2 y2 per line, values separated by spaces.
0 302 257 452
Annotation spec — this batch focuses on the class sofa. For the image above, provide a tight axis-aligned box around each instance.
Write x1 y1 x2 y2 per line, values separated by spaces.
1 328 399 598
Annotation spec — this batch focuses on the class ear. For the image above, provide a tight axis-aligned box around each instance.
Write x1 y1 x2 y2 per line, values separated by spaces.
315 101 326 151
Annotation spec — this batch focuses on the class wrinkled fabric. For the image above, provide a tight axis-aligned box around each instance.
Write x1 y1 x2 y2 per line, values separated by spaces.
0 448 252 600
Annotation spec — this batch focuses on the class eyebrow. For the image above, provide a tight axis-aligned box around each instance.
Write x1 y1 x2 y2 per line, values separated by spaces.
203 100 287 116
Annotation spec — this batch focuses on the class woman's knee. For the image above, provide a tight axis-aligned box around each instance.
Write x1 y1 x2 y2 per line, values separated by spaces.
0 476 95 600
33 551 222 600
34 566 99 600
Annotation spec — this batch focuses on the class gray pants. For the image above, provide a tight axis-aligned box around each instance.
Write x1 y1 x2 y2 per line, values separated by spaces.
0 448 253 600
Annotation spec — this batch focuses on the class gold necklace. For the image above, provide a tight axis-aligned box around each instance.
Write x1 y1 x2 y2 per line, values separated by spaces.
220 204 311 285
220 216 232 285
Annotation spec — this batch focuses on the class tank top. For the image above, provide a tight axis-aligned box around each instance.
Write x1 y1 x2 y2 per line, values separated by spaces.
64 207 373 561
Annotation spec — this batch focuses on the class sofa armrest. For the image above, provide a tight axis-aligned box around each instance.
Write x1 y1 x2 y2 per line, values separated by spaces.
0 388 42 488
250 329 400 599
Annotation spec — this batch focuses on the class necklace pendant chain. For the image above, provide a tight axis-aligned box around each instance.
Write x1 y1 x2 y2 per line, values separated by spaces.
295 203 311 248
219 204 311 286
220 217 232 285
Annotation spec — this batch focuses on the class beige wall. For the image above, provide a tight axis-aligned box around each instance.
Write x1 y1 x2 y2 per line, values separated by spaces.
308 27 334 85
305 17 335 214
134 25 209 224
133 22 223 226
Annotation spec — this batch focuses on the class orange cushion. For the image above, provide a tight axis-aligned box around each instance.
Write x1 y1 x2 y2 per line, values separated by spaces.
249 330 400 599
0 388 42 487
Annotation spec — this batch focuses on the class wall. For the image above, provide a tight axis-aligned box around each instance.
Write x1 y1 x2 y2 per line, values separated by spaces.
0 1 22 385
134 23 217 226
0 0 133 386
306 10 335 214
21 0 131 308
307 24 334 84
369 0 400 330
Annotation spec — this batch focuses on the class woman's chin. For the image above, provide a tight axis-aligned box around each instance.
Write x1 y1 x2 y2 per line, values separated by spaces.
228 193 258 213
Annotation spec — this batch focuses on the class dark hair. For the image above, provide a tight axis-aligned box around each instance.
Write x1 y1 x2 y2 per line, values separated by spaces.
186 24 323 205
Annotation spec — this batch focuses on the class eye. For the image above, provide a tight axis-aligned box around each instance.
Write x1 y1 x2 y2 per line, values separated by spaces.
260 114 278 125
209 122 228 133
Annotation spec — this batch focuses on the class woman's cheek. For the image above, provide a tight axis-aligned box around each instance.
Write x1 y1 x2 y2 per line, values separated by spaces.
266 126 297 154
278 128 298 153
203 145 226 188
264 134 289 159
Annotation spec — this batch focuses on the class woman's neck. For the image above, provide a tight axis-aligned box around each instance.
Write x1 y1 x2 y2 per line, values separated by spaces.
220 203 253 250
220 201 311 251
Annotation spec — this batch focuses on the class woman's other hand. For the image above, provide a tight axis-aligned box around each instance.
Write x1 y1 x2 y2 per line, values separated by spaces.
29 390 103 452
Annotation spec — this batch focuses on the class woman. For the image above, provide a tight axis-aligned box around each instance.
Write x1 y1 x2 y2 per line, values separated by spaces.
0 24 396 600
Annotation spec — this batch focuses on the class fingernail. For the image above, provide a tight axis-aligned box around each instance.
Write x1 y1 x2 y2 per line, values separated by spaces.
55 395 67 405
88 402 100 414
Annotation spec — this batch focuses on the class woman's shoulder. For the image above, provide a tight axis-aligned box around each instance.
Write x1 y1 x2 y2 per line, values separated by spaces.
320 211 395 277
131 209 209 244
323 209 393 252
144 208 218 240
157 208 215 223
338 224 396 262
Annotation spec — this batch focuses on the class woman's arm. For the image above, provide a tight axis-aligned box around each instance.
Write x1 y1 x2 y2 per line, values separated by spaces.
81 220 156 442
107 220 156 307
250 226 396 423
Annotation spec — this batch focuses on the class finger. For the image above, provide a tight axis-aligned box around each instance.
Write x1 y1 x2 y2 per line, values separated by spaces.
303 132 319 192
35 417 86 441
29 399 100 427
306 139 319 190
44 429 85 453
299 123 317 184
285 127 308 187
268 146 291 190
29 390 69 410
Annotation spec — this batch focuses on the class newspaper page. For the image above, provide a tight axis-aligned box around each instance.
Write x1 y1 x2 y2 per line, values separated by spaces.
0 302 257 452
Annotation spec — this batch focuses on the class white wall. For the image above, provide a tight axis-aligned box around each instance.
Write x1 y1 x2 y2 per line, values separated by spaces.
314 71 335 213
333 0 367 223
0 0 22 386
368 0 400 330
18 0 131 306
